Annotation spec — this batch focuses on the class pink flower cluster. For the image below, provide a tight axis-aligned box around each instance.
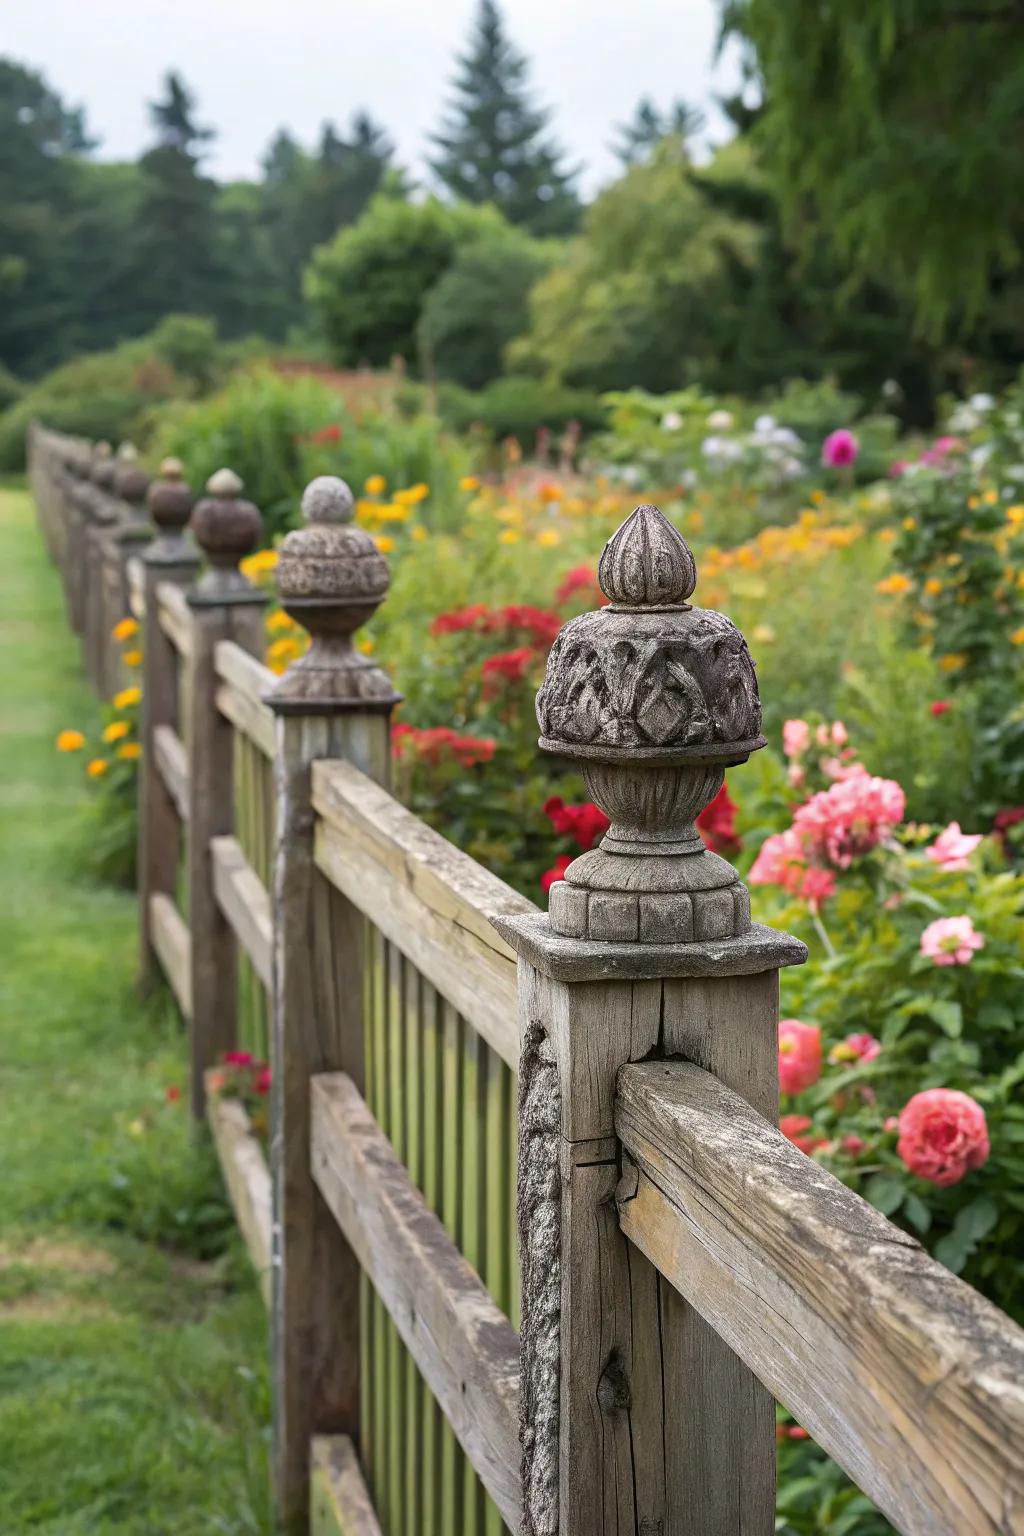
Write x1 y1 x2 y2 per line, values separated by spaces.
926 821 982 871
897 1088 989 1186
919 914 985 966
751 770 905 904
778 1019 822 1094
822 429 859 468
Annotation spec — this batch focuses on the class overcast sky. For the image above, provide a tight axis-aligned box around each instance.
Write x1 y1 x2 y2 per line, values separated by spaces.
7 0 742 194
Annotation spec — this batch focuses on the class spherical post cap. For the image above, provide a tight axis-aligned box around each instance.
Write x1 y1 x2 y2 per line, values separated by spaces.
302 475 355 525
206 467 244 498
159 456 185 479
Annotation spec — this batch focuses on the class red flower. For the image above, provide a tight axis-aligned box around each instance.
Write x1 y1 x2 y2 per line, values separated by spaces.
309 423 342 445
555 565 603 605
778 1019 822 1095
224 1050 254 1066
254 1066 272 1096
897 1088 989 1186
929 700 953 717
696 784 741 856
482 646 535 694
839 1135 866 1156
540 854 573 892
543 796 610 851
484 604 562 649
391 722 496 767
430 604 489 636
165 1085 181 1104
780 1114 828 1155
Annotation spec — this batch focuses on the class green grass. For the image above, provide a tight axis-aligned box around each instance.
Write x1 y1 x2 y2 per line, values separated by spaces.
0 485 272 1534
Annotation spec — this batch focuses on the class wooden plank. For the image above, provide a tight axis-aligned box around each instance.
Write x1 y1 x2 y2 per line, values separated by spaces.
313 759 535 1070
149 892 192 1019
310 1072 522 1532
311 1437 383 1536
615 1061 1024 1536
154 579 195 659
153 723 189 823
127 555 146 619
206 1073 272 1305
215 637 276 703
210 834 273 991
216 681 276 759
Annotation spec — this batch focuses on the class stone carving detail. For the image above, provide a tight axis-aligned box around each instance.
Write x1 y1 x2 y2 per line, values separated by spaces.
536 502 765 944
268 475 400 713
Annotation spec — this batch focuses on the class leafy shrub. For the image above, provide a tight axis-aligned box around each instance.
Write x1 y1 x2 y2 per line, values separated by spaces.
437 376 607 447
418 234 556 389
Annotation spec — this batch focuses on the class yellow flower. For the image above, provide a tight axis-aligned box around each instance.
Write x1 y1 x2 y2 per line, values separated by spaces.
240 549 278 581
536 528 561 548
496 505 523 525
266 609 297 634
902 517 916 531
113 687 142 711
967 495 979 510
1007 505 1024 528
877 527 896 544
86 758 109 778
118 742 141 761
267 637 300 665
876 573 912 595
752 624 776 644
809 489 827 506
56 729 85 753
537 482 562 504
940 653 968 672
374 535 396 553
102 721 130 744
377 502 411 523
112 617 139 642
924 578 943 597
395 483 429 506
122 648 143 668
128 1118 145 1138
357 637 375 655
499 529 521 545
983 488 999 506
364 474 387 496
459 475 481 492
1011 627 1024 646
411 525 428 543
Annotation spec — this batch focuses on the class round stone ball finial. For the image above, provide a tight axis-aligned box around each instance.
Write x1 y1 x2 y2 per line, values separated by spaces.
267 475 400 714
145 457 196 563
189 467 264 604
536 500 766 948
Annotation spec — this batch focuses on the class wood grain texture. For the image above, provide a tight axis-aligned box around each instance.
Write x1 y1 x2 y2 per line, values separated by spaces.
311 1437 383 1536
313 759 536 1070
615 1061 1024 1536
154 580 194 659
215 681 276 758
210 834 272 990
205 1074 272 1305
153 723 189 823
215 639 276 707
310 1072 522 1531
149 892 192 1019
127 556 145 619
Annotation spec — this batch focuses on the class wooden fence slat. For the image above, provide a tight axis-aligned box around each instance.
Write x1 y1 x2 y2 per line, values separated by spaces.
615 1060 1024 1536
152 723 189 823
149 892 192 1019
155 580 195 659
311 1437 383 1536
210 834 273 990
215 681 276 758
205 1074 272 1304
310 1071 522 1532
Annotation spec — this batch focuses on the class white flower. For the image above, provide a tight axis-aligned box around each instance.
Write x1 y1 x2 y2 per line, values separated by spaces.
769 425 802 449
701 435 743 465
706 409 733 430
881 378 902 400
680 468 698 491
969 392 995 412
660 411 684 431
949 404 979 433
970 443 994 469
779 455 805 480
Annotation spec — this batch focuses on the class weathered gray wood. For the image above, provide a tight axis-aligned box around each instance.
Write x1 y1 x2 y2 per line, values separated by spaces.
311 1072 521 1530
313 758 535 1070
214 636 276 700
616 1061 1024 1536
153 723 189 823
310 1436 383 1536
210 834 273 991
155 580 195 659
149 892 192 1019
127 556 145 619
205 1070 272 1305
215 676 277 757
186 599 265 1119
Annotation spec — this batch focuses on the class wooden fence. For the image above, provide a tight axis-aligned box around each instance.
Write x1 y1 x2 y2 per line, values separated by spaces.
28 421 1024 1536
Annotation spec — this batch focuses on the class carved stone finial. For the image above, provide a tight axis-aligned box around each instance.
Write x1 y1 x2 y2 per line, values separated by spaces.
144 457 196 563
535 502 766 946
113 443 151 513
267 474 400 714
88 439 118 522
189 467 263 604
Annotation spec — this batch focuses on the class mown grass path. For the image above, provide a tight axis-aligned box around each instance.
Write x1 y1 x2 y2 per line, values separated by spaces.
0 484 271 1534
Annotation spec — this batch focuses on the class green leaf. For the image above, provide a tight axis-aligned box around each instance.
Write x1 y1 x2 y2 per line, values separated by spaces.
864 1173 904 1216
933 1232 969 1273
902 1192 932 1234
953 1195 999 1244
923 998 963 1038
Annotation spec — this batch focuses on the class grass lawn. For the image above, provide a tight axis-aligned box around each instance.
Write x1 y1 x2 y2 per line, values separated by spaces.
0 483 272 1534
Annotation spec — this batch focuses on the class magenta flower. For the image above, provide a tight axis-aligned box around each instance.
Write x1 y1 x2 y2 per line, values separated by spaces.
828 1032 881 1066
926 821 983 872
822 429 859 468
919 915 985 966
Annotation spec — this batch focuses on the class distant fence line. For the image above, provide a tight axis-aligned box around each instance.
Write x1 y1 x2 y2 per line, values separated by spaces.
29 421 1024 1536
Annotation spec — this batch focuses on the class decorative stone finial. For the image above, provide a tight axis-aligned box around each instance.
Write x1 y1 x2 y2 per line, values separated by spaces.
189 468 263 603
144 457 196 563
113 442 151 512
536 503 765 946
267 474 400 714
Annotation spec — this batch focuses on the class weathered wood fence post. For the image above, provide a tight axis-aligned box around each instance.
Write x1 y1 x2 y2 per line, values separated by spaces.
103 449 153 696
495 505 806 1535
265 476 401 1533
138 458 200 993
185 469 267 1117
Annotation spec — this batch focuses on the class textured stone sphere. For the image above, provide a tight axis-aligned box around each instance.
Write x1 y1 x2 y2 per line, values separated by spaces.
191 470 262 566
146 460 193 533
276 476 389 609
114 462 151 505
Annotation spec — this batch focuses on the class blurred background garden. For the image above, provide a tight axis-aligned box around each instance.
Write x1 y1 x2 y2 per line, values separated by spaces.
3 0 1024 1531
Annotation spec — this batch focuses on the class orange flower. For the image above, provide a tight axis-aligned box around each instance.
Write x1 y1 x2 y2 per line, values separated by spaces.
112 617 139 642
56 729 85 752
122 648 143 667
86 758 109 778
102 721 130 744
117 742 141 761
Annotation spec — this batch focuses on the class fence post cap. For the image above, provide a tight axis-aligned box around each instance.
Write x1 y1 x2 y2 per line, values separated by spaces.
266 474 400 714
188 466 265 606
143 457 198 567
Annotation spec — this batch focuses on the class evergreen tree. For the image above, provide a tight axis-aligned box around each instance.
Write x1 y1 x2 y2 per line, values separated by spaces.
612 96 706 165
429 0 579 235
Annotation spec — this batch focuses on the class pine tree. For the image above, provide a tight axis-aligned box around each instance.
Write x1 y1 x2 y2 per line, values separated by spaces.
611 97 706 166
429 0 579 236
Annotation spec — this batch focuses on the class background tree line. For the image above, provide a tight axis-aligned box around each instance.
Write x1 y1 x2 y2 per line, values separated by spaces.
3 0 1023 424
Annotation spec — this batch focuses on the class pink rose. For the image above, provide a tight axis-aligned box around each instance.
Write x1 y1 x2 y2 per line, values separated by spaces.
792 773 905 869
897 1088 989 1187
829 1032 882 1066
783 718 811 759
778 1018 822 1095
822 429 859 468
919 914 985 966
780 1114 828 1155
926 821 983 872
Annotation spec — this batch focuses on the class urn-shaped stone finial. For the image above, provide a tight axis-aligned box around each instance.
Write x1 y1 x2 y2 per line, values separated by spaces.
267 474 400 714
190 468 263 603
144 457 196 563
113 443 152 519
537 502 765 945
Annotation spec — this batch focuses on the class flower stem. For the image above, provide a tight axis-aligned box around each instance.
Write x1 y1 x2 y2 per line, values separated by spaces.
810 903 837 959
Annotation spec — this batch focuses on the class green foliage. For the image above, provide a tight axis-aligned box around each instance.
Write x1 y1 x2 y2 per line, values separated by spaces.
611 95 706 166
305 193 509 369
437 375 607 445
418 232 556 389
429 0 579 235
147 312 219 389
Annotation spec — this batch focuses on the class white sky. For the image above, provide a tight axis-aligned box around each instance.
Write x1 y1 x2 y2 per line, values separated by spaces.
5 0 742 194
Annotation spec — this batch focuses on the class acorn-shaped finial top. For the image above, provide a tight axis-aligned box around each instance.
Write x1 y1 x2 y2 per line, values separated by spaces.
598 503 697 608
189 467 264 605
